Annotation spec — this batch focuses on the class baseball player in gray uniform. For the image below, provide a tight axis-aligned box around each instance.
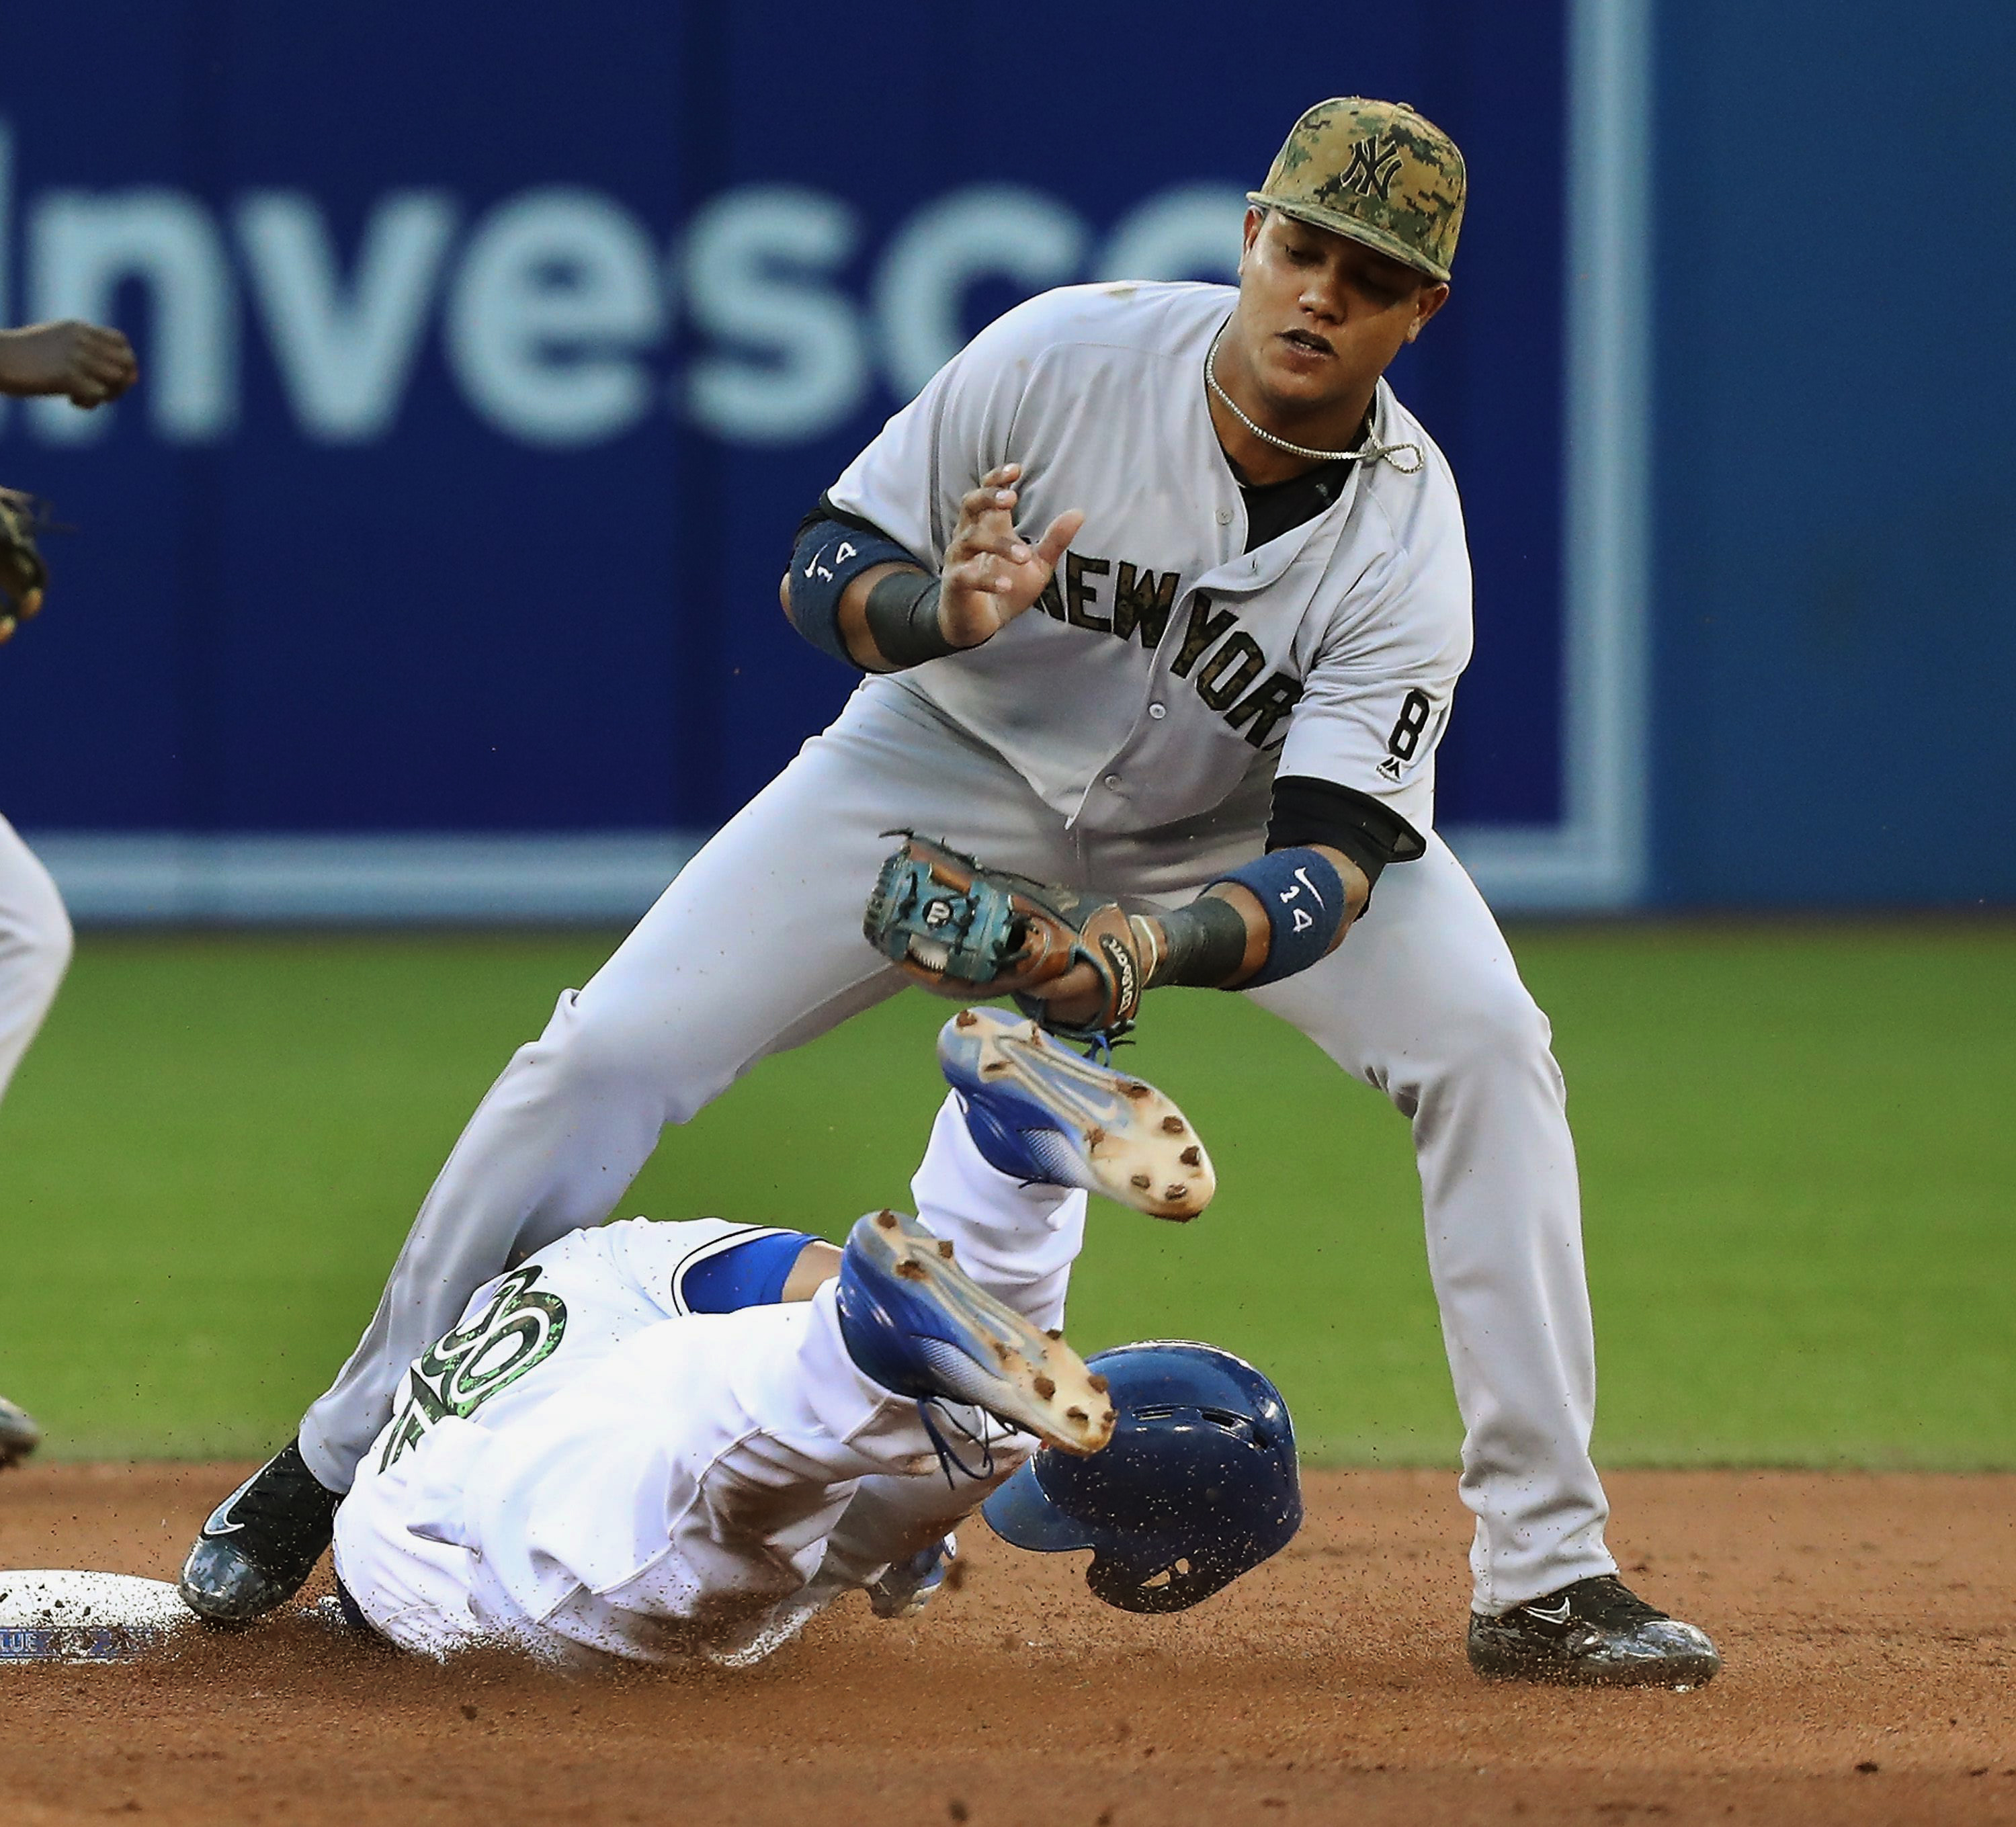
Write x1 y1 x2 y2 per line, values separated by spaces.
185 98 1716 1687
0 317 140 1470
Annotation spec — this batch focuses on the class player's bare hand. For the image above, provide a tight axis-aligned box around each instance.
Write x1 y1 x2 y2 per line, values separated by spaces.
937 464 1085 649
0 321 140 409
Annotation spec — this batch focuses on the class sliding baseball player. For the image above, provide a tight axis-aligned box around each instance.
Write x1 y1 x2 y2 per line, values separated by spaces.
327 1011 1299 1663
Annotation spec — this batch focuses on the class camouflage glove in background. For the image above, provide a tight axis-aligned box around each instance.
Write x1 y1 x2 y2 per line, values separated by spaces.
0 491 48 644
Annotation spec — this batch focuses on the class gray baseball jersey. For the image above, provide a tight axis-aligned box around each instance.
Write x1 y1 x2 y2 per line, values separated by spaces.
826 280 1472 841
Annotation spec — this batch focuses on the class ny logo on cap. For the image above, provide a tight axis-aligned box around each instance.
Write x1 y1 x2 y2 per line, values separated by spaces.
1339 131 1405 201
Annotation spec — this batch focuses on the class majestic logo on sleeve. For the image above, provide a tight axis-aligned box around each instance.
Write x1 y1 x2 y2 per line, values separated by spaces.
1377 687 1436 781
1035 558 1304 750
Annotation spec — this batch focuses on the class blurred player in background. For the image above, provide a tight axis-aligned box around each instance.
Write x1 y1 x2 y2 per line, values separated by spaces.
0 318 142 1469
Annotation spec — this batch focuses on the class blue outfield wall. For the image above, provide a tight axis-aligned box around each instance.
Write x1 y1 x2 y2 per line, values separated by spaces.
13 4 2007 918
0 2 1613 920
1649 0 2016 906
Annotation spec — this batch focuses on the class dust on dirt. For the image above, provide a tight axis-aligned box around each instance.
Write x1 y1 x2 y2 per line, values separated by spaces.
3 1463 2013 1826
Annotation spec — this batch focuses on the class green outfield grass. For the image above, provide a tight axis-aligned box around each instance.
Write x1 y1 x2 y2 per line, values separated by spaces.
1 923 2011 1468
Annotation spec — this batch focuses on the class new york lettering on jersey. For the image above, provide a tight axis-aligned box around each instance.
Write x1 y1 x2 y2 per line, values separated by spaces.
831 280 1471 837
1034 559 1304 751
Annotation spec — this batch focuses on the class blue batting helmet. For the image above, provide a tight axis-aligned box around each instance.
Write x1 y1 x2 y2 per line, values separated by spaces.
980 1341 1301 1613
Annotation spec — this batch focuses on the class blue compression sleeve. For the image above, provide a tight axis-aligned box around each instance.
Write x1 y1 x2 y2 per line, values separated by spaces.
679 1230 821 1313
1206 847 1347 988
786 515 925 667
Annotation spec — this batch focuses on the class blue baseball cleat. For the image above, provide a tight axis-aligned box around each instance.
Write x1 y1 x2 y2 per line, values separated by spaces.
937 1007 1215 1220
867 1533 958 1621
836 1209 1115 1457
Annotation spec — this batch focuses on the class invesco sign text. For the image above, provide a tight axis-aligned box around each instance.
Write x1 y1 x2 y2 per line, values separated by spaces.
0 138 1243 452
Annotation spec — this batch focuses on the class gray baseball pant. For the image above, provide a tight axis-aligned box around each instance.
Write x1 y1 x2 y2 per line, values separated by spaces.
299 681 1615 1613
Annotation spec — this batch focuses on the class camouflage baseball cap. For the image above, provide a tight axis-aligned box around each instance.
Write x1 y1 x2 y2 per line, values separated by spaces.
1249 97 1466 283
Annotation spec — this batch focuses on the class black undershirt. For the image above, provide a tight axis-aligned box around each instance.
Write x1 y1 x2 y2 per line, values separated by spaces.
1225 449 1429 891
1233 456 1355 552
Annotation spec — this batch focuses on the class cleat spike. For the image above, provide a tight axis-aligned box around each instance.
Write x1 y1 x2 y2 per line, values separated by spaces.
876 1212 901 1232
1045 1329 1064 1341
956 1010 978 1028
935 1005 1214 1222
936 1240 956 1259
1164 1185 1187 1201
1088 1373 1109 1394
1065 1406 1087 1423
835 1207 1116 1458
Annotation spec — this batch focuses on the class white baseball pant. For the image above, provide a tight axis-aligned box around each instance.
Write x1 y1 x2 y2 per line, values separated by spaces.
0 814 72 1105
304 679 1615 1613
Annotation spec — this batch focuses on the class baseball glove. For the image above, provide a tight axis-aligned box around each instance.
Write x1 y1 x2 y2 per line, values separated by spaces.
864 833 1152 1042
0 491 49 645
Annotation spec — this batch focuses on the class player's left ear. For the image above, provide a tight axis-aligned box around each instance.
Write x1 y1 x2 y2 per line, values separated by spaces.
1404 282 1452 342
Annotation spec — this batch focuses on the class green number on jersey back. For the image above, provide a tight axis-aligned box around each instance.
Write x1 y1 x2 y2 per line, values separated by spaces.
379 1266 568 1471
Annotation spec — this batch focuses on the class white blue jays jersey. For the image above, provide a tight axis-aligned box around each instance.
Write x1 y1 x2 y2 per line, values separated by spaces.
331 1218 860 1664
364 1217 794 1478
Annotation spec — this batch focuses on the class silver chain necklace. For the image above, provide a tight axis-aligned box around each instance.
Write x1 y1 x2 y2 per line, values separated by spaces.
1205 326 1424 474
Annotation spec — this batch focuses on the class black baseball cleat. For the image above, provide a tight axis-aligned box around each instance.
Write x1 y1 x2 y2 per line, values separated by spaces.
177 1439 342 1624
1466 1574 1720 1688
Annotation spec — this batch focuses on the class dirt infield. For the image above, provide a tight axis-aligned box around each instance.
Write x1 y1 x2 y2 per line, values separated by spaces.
2 1463 2012 1826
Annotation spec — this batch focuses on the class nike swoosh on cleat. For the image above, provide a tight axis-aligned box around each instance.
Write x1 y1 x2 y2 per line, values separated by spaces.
198 1472 263 1537
1523 1599 1574 1624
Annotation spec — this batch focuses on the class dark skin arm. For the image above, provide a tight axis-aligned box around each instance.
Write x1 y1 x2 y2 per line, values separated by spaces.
779 462 1084 673
0 321 139 643
0 321 139 407
1195 845 1370 980
1029 847 1368 1029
